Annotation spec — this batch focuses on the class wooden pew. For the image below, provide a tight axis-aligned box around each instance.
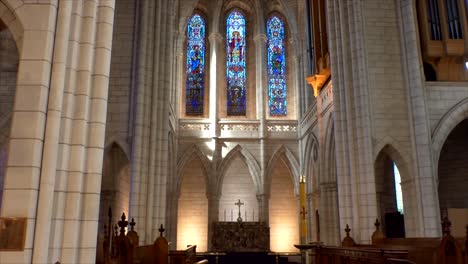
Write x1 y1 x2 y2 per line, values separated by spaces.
102 213 139 264
369 217 467 264
102 212 207 264
134 225 169 264
169 245 197 264
309 216 468 264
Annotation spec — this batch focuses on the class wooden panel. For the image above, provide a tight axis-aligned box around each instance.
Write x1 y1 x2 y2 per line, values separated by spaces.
0 217 27 251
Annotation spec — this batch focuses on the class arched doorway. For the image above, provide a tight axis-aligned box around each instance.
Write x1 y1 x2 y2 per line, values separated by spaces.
375 147 406 238
177 155 208 251
96 142 130 263
438 119 468 237
0 18 19 210
219 155 258 222
268 154 298 252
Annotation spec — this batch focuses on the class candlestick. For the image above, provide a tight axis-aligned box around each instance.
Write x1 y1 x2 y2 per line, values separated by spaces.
300 175 308 242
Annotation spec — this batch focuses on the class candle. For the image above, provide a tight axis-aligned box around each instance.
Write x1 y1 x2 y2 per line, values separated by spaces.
300 175 307 242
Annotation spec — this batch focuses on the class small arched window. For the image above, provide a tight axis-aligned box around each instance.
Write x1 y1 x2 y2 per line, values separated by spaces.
267 16 287 116
185 14 206 115
226 10 247 116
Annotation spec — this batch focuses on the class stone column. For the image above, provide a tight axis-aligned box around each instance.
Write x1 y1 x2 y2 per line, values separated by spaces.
78 1 116 262
130 0 151 240
256 194 269 223
147 0 175 240
207 193 220 251
327 0 377 242
254 34 269 225
32 1 72 263
0 2 57 263
397 0 440 237
51 1 84 262
208 32 222 137
59 1 99 262
320 182 340 245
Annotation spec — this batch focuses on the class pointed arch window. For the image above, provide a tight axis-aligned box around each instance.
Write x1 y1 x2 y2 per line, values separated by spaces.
226 11 247 116
185 14 206 115
267 16 287 116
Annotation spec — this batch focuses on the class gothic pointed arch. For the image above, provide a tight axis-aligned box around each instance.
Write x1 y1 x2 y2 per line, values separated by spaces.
266 145 299 195
176 144 209 251
217 144 261 195
437 118 468 232
225 9 247 115
266 1 300 56
267 144 300 252
0 9 20 213
97 142 131 262
184 12 207 115
266 14 287 116
176 144 211 196
374 143 416 237
322 114 335 183
432 97 468 170
374 137 412 182
303 132 319 190
104 137 130 159
0 0 24 50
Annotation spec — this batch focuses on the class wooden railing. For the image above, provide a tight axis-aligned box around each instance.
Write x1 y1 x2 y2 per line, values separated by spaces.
102 211 207 264
305 217 468 264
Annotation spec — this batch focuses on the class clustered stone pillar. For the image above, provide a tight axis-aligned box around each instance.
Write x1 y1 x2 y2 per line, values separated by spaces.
129 0 175 244
1 1 116 263
327 0 378 242
130 0 153 242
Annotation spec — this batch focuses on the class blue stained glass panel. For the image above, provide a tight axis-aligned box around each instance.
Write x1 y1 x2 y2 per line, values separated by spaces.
226 11 247 116
186 14 206 115
267 16 287 116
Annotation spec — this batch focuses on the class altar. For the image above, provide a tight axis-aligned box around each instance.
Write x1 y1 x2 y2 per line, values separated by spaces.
212 199 270 252
211 221 270 252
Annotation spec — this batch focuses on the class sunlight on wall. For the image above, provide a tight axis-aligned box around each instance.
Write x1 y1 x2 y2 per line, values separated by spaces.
177 220 207 251
219 156 259 222
269 159 299 252
393 163 404 213
177 159 208 251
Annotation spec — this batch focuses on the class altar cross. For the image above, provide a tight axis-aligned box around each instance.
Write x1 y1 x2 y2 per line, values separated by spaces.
300 206 307 220
235 199 244 222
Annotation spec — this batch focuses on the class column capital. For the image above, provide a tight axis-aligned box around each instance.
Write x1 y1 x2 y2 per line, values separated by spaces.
253 33 267 44
208 32 223 43
256 193 270 201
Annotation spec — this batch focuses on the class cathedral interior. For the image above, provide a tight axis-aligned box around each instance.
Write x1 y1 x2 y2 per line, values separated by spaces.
0 0 468 263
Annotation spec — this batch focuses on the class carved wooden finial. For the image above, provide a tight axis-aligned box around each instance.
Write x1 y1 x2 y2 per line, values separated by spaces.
442 216 451 236
159 224 165 237
342 224 356 247
114 224 118 237
130 218 136 231
371 218 385 244
374 219 381 230
345 224 351 237
118 213 128 236
104 224 108 240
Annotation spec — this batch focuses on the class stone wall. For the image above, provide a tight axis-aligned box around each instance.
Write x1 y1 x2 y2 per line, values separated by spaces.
106 0 136 143
438 119 468 208
219 156 259 222
177 158 208 251
269 157 298 252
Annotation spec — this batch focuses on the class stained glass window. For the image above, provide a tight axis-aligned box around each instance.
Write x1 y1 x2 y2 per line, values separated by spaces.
186 14 206 115
267 16 287 116
226 11 247 116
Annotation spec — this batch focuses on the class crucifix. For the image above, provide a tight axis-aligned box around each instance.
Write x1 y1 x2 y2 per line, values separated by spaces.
300 206 307 220
235 199 244 223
